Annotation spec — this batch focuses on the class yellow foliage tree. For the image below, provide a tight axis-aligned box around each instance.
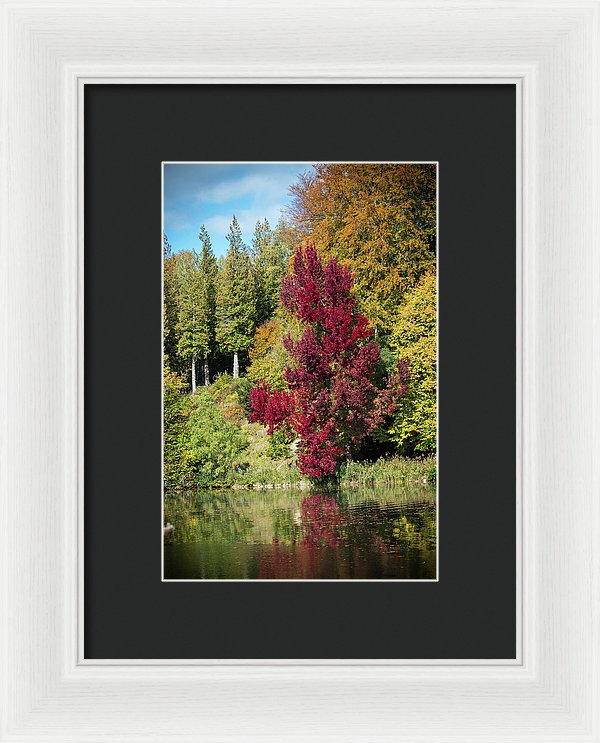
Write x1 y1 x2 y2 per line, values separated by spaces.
388 272 437 454
289 163 436 335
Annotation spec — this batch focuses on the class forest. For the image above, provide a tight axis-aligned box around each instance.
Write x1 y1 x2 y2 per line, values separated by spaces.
163 163 437 490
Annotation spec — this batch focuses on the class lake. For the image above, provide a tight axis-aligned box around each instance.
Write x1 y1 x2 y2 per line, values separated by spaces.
163 484 436 580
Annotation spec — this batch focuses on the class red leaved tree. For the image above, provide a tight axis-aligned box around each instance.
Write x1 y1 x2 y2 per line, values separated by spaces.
249 244 409 479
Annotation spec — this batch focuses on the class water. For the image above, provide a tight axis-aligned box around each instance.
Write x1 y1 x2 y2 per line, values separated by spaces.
163 484 436 580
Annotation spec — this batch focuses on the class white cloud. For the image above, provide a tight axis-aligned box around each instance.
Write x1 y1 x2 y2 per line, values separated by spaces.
164 209 193 231
195 169 300 205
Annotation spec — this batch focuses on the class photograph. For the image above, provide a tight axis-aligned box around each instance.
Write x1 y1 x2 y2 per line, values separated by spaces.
162 162 437 580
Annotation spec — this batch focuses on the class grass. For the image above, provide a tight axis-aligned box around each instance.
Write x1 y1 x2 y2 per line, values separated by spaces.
228 454 435 489
232 459 302 487
167 454 435 491
338 455 436 487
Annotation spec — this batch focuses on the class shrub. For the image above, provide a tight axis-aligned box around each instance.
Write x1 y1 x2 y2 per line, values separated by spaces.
207 373 251 423
189 388 248 485
163 364 196 488
266 426 295 460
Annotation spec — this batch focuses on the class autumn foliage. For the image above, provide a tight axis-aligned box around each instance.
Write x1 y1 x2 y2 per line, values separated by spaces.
249 244 409 479
289 163 436 335
248 381 294 434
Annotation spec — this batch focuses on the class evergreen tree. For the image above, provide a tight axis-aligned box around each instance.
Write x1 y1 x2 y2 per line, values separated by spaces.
175 250 202 392
216 216 257 377
251 217 293 324
163 234 180 370
251 218 272 261
251 218 272 324
197 225 218 385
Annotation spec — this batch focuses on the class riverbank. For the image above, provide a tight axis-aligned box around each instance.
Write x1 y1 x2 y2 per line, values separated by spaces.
166 455 436 492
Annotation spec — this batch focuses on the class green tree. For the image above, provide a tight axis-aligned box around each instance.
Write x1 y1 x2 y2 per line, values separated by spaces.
197 225 218 385
388 272 436 454
251 218 293 324
163 234 180 371
251 218 273 324
215 216 257 377
175 250 203 392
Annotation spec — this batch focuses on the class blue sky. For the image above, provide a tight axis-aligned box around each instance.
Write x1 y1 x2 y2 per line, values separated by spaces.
163 163 311 257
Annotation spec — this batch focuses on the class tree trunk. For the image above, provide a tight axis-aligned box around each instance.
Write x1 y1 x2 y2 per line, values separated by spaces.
233 351 239 379
203 355 210 386
191 355 196 393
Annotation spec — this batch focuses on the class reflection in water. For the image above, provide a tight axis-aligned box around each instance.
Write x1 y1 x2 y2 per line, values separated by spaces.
164 485 436 580
300 494 341 547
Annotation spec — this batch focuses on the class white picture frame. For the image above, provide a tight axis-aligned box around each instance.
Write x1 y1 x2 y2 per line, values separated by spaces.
1 1 598 740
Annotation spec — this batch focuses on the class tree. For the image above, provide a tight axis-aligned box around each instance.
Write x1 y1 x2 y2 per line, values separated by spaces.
197 225 218 385
288 163 436 336
388 272 436 454
250 244 409 480
163 234 180 371
251 217 293 324
175 250 202 392
215 216 257 377
251 218 272 324
175 229 218 391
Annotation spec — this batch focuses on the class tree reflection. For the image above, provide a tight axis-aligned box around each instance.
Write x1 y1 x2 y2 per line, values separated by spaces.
300 493 342 548
164 485 437 579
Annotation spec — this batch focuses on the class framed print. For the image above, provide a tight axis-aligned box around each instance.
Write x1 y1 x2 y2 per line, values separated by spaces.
2 2 599 742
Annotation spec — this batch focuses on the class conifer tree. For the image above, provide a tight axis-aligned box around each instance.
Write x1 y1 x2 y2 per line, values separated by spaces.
251 217 293 324
163 234 180 370
251 218 272 260
251 218 272 324
216 216 257 377
175 250 202 392
197 225 218 385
